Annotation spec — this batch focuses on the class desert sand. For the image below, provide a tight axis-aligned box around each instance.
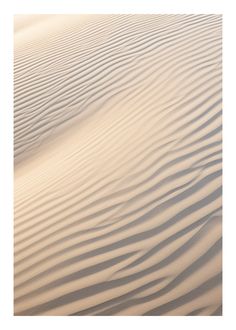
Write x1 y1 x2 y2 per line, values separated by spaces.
14 14 222 316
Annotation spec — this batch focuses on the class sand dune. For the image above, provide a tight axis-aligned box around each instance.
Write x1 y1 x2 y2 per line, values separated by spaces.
14 14 222 316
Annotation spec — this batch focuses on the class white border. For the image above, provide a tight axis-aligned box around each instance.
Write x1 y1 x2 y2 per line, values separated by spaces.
0 5 13 320
6 0 224 14
1 0 235 329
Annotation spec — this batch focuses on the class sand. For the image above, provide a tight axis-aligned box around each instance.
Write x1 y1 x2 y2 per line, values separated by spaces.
14 14 222 316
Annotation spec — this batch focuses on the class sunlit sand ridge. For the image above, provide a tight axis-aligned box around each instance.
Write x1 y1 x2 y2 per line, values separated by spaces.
14 14 222 316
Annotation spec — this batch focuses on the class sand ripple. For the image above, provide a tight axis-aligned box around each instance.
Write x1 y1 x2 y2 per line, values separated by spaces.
14 14 222 316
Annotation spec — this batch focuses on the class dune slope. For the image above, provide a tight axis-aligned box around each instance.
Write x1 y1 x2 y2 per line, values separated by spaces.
14 14 222 316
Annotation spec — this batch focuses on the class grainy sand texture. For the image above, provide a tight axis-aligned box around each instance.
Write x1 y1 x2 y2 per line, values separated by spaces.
14 14 222 316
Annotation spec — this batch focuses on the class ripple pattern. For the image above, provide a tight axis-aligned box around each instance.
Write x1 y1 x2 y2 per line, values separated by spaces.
14 14 222 316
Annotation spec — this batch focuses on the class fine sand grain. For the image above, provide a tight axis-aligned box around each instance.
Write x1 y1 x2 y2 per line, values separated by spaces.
14 14 222 316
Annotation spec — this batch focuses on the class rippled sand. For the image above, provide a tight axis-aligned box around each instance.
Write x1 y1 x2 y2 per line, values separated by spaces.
14 14 222 316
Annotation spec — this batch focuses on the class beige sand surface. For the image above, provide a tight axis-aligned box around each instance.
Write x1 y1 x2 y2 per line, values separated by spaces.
14 14 222 316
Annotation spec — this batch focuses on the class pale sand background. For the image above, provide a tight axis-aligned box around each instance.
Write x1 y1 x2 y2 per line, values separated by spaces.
14 14 222 316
